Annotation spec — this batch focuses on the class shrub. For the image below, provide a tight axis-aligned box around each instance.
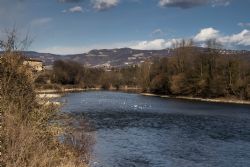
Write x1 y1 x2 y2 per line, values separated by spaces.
0 52 92 167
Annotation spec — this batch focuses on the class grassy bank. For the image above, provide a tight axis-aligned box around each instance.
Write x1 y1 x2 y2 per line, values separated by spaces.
0 53 92 167
36 87 101 94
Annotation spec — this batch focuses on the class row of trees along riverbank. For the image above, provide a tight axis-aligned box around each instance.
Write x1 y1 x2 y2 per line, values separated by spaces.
36 39 250 101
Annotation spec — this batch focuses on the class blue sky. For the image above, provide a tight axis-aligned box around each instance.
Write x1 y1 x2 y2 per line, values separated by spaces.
0 0 250 54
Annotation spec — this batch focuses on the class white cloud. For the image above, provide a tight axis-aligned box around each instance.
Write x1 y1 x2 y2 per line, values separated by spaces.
30 17 53 27
194 27 250 48
63 6 84 13
194 27 220 42
212 0 231 7
92 0 119 11
69 6 84 13
238 22 250 27
37 28 250 54
219 29 250 46
159 0 206 8
151 29 164 36
130 38 180 50
58 0 81 3
158 0 230 9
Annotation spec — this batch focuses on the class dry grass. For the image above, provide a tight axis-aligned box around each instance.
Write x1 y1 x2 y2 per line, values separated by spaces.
0 52 92 167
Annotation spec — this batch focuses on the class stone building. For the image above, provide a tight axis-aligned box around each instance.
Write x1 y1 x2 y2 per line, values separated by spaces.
23 58 43 72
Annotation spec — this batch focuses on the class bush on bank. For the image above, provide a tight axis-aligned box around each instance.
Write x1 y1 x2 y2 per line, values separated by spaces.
0 52 92 167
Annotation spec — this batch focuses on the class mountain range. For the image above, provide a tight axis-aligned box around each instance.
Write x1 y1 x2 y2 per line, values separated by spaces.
2 48 250 68
22 48 174 68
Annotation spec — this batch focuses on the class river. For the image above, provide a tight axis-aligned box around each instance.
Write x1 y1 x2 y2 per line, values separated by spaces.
59 91 250 167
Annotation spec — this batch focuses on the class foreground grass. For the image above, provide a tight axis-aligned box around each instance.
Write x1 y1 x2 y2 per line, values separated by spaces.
0 53 92 167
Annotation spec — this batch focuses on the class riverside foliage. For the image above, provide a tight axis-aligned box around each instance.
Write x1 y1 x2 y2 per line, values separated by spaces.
41 40 250 100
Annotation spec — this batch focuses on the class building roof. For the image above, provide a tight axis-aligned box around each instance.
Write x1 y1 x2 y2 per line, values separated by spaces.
24 58 43 62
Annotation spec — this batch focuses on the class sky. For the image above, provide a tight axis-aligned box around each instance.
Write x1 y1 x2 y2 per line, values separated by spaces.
0 0 250 54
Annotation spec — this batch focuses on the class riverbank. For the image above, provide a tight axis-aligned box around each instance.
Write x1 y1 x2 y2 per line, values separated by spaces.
36 87 141 98
36 93 62 106
36 86 250 105
36 87 101 94
141 93 250 105
36 88 101 102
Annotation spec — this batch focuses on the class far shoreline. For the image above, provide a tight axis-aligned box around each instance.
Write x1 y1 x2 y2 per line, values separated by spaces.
140 93 250 105
36 87 250 105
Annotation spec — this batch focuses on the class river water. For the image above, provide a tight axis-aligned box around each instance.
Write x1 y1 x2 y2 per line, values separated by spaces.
59 91 250 167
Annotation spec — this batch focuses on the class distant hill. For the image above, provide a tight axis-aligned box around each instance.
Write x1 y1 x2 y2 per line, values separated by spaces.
1 48 250 68
21 48 174 67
